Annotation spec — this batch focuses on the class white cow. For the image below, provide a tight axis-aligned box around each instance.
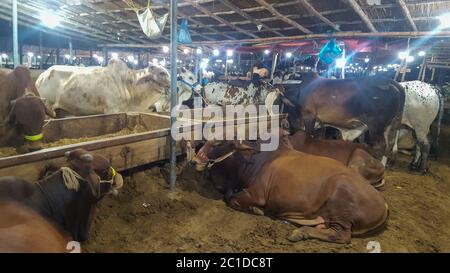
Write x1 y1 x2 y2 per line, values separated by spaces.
36 59 170 116
395 81 443 173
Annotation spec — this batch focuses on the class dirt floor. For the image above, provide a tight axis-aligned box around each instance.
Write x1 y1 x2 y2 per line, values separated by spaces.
83 125 450 253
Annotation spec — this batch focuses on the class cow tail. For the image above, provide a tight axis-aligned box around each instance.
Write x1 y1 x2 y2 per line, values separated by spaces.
434 87 445 154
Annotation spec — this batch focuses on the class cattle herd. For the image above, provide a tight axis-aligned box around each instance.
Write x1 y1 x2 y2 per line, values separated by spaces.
0 59 445 252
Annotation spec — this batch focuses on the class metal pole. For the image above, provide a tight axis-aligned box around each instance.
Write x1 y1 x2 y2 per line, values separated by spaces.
39 32 43 69
341 47 346 79
12 0 19 68
69 39 73 64
169 0 178 190
270 52 278 80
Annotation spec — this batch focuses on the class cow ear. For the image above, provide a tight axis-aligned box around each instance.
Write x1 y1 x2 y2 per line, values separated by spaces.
65 151 71 158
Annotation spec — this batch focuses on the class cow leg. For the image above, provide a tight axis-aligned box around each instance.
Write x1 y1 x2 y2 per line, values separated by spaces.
409 144 421 171
228 189 264 215
418 140 431 174
288 220 352 244
302 115 317 136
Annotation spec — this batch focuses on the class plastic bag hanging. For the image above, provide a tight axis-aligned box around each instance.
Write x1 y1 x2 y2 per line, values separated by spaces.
125 0 168 39
178 20 192 44
318 39 343 65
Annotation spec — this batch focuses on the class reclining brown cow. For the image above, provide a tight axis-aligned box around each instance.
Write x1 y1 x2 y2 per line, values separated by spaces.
191 135 388 244
0 148 123 253
288 131 385 188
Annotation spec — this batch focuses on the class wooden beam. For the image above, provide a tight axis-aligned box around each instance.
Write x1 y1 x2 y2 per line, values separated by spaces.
175 9 234 40
396 0 418 32
297 0 340 31
74 1 154 43
221 0 285 36
255 0 312 34
28 0 139 43
342 0 377 32
184 0 260 39
0 1 119 44
188 31 450 45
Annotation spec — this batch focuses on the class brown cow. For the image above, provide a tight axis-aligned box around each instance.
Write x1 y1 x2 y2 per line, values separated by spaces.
0 148 124 253
288 131 385 188
0 66 40 121
276 72 405 161
1 93 56 153
191 135 388 244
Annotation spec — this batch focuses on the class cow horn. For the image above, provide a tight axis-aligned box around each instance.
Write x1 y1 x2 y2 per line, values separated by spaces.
64 151 71 158
80 154 93 162
280 96 296 108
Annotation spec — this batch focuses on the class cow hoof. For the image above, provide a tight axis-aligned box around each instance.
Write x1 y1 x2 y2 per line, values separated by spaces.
250 206 264 216
409 164 419 172
371 179 386 189
287 229 308 242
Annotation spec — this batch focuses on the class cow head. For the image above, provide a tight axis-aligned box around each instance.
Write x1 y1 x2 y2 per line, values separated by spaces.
65 149 124 199
135 63 170 95
190 140 258 172
2 94 55 153
177 67 202 97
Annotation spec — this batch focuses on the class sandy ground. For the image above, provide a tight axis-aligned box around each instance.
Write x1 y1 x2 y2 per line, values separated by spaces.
83 125 450 253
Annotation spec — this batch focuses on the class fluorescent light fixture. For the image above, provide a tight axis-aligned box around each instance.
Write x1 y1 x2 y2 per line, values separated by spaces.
152 58 158 64
264 49 270 55
226 59 233 64
127 55 135 62
200 62 208 69
162 46 169 53
364 57 370 63
226 49 233 57
133 60 138 65
285 52 292 58
40 10 61 28
216 59 223 63
196 47 202 55
27 52 34 57
183 48 190 55
97 57 104 63
336 57 346 68
398 51 409 60
201 58 209 63
111 52 119 60
418 51 426 57
213 49 220 56
406 56 415 63
37 56 42 59
438 13 450 29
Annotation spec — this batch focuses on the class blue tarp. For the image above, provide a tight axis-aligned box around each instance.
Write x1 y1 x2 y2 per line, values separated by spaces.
319 39 343 64
178 19 192 44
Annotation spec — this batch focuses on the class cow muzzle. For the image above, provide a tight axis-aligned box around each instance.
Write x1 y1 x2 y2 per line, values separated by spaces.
20 133 44 153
